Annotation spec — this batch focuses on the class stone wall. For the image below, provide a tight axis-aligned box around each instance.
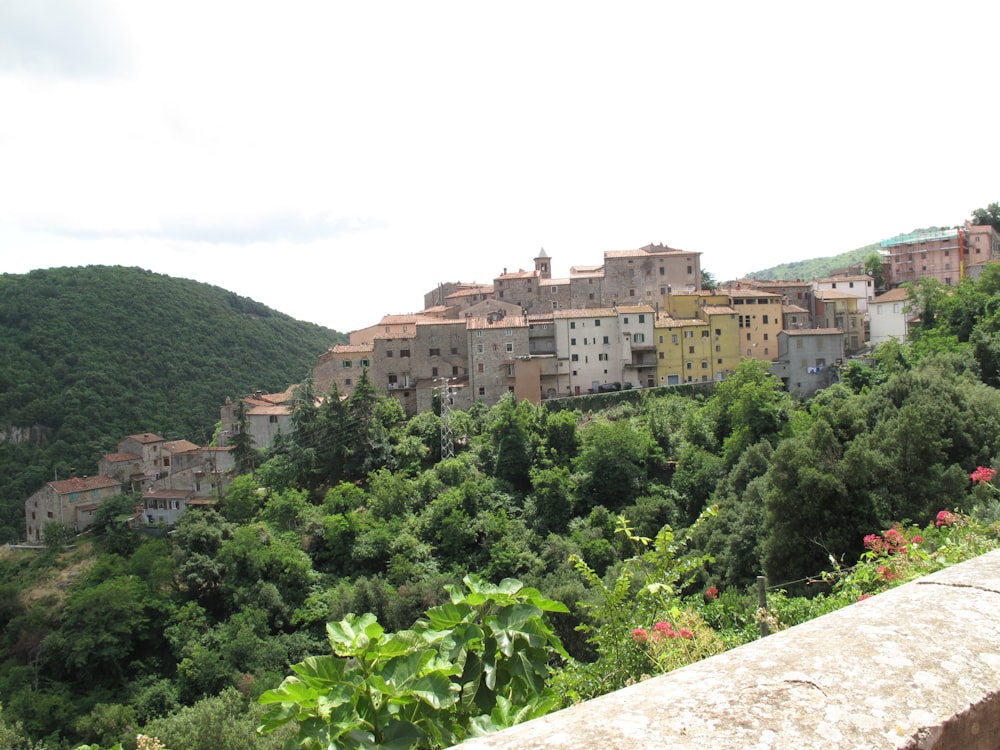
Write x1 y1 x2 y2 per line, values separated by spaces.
456 550 1000 749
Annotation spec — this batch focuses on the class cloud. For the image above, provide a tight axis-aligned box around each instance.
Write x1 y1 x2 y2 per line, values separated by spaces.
24 211 387 245
0 0 131 78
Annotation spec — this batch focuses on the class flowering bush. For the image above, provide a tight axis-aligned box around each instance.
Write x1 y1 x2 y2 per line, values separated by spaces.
631 611 724 674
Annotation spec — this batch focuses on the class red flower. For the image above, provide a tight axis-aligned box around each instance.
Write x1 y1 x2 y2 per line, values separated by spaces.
864 534 885 552
705 586 719 600
857 593 871 601
631 628 648 643
970 466 997 485
678 628 694 639
935 510 956 527
911 535 923 544
877 565 898 581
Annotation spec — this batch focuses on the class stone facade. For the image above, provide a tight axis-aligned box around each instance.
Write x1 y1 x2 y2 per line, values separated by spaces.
24 474 123 542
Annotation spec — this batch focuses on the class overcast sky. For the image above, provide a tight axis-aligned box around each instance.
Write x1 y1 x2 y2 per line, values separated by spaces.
2 1 997 333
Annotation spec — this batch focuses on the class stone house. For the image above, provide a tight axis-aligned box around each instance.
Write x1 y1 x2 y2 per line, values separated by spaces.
218 389 295 452
141 488 195 526
24 474 123 543
770 329 844 399
869 287 913 346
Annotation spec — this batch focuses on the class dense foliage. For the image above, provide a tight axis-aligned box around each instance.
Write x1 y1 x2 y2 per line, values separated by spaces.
4 264 1000 749
0 265 345 540
746 242 880 282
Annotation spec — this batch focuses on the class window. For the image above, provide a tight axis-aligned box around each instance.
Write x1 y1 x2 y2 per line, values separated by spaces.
763 333 769 341
450 347 458 355
476 330 483 337
701 330 710 338
345 378 352 386
552 301 559 309
552 286 558 294
598 353 608 361
701 361 708 369
658 351 664 359
624 317 630 324
570 321 577 329
478 386 485 395
629 289 635 297
671 334 678 344
762 315 769 325
505 328 513 336
603 335 609 344
571 338 577 346
659 266 665 276
688 346 695 354
505 342 513 353
594 319 601 327
388 374 398 384
477 342 484 353
716 345 721 352
477 363 485 372
634 333 645 342
269 415 278 424
686 362 692 370
400 349 410 358
687 265 693 274
386 350 393 358
684 330 693 338
638 314 645 323
360 359 370 367
715 329 721 336
429 348 440 356
571 354 579 361
342 359 352 368
452 366 459 375
432 367 438 377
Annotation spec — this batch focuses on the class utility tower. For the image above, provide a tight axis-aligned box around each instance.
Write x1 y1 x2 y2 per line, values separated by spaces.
438 378 455 460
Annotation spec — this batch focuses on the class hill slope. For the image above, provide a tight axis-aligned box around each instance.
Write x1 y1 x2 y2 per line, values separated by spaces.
0 265 345 538
746 242 881 280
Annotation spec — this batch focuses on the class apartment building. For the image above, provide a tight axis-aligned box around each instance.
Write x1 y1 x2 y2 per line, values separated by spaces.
727 290 783 362
551 308 628 395
869 287 912 346
468 315 531 403
812 275 875 316
882 228 963 287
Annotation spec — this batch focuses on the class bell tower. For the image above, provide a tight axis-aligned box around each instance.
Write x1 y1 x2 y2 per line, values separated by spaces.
534 248 551 279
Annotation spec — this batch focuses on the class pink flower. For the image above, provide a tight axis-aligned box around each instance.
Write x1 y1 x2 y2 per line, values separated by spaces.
970 466 997 485
631 628 647 643
935 510 956 527
863 533 885 552
705 586 719 600
911 535 923 544
678 628 694 639
857 593 871 601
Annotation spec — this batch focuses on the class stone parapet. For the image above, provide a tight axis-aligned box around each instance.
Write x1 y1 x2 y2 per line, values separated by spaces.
456 550 1000 749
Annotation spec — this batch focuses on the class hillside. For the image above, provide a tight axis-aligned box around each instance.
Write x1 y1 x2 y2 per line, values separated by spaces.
746 242 881 280
0 265 346 540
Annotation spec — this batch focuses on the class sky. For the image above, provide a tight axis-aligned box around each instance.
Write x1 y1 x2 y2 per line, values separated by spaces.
1 1 998 334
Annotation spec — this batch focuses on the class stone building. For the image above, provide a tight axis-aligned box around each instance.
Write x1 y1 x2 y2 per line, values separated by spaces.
25 474 123 543
770 329 844 399
813 290 865 354
218 389 295 452
467 314 531 403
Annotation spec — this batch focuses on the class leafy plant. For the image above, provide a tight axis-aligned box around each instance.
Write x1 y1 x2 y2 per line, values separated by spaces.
258 574 568 749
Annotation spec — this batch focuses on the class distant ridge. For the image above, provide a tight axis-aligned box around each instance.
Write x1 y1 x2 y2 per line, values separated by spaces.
746 242 880 281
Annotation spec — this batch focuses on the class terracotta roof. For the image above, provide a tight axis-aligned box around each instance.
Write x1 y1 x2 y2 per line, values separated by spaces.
497 269 538 280
48 475 121 495
701 305 736 315
604 245 693 259
873 288 910 303
330 343 374 354
248 404 291 416
446 286 493 299
615 304 656 314
127 433 164 443
782 304 810 314
729 290 782 300
655 316 706 328
163 440 199 454
816 275 872 283
102 451 141 463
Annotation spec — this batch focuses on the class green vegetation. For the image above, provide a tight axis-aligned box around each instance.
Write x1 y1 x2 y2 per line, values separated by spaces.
746 242 880 281
4 265 1000 749
0 266 345 541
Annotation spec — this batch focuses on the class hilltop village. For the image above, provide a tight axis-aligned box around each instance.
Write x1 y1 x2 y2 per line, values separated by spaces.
23 223 1000 542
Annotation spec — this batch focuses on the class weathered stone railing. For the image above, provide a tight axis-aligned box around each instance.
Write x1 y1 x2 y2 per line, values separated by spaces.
457 550 1000 749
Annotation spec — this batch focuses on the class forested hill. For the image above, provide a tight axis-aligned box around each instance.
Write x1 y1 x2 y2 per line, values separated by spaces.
0 265 345 535
746 242 880 280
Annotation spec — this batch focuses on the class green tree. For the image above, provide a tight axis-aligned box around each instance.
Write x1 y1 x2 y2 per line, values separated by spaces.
970 201 1000 230
575 419 655 512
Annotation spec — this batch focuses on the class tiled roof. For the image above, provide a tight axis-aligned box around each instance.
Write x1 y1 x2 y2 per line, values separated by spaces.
127 432 164 443
814 289 855 300
446 286 493 299
604 245 693 258
330 343 375 353
729 290 781 299
248 404 291 416
143 489 195 499
497 269 537 280
48 475 121 495
615 304 656 314
163 440 199 454
655 316 706 328
782 304 810 314
873 288 910 303
102 451 141 463
701 305 736 315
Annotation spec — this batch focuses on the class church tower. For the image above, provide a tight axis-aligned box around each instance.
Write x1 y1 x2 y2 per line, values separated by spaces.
534 248 551 279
